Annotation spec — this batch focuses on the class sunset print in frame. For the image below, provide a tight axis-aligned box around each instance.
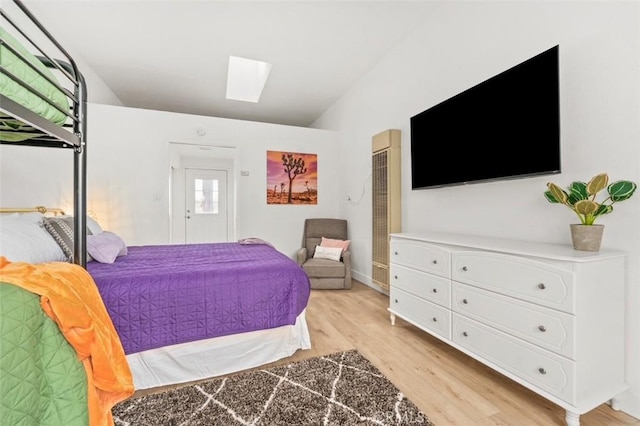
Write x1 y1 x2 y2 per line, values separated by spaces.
267 150 317 205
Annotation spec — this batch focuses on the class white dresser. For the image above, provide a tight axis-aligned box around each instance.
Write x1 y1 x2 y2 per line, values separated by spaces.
388 232 628 426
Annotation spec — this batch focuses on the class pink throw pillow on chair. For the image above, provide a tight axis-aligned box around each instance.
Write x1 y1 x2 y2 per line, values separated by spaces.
320 237 350 254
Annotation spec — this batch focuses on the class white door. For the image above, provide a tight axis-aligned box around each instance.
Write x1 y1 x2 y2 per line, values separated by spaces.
185 168 228 243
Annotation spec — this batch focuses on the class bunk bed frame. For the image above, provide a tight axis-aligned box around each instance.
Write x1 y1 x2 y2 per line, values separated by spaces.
1 0 88 266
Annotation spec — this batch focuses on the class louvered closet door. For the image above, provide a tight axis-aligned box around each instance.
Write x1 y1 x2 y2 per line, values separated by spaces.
372 149 389 289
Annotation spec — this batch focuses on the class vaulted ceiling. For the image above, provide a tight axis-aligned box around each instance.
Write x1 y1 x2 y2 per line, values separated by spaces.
24 1 438 127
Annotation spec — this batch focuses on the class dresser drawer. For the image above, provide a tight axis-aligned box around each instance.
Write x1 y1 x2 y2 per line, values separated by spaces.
452 251 575 313
390 287 451 340
452 282 574 358
390 264 451 308
452 315 574 403
390 239 450 278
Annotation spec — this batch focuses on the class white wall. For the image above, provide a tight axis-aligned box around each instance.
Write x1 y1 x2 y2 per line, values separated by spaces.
0 104 341 258
313 0 640 419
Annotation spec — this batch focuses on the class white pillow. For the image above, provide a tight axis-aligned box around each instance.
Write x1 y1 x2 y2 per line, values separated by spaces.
0 214 66 263
86 216 104 235
16 212 45 224
313 245 343 261
87 231 127 263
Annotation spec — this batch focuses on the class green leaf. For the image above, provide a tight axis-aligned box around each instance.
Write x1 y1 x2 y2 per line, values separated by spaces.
595 204 613 216
567 181 588 205
608 180 637 202
543 190 560 203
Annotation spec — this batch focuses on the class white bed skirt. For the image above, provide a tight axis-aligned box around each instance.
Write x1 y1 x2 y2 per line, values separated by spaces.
126 310 311 390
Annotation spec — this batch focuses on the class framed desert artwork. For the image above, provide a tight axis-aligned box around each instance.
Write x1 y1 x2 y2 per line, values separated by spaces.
267 150 317 205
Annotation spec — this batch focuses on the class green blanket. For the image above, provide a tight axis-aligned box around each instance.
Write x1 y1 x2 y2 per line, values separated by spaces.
0 26 70 142
0 283 88 425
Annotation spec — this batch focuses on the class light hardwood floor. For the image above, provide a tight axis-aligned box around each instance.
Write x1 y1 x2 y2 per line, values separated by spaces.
137 280 639 425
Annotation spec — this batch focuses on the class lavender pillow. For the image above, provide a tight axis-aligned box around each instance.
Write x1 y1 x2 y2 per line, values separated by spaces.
87 231 127 263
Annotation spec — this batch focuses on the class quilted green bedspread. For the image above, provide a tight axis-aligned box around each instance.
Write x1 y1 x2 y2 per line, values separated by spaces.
0 282 88 425
0 26 70 142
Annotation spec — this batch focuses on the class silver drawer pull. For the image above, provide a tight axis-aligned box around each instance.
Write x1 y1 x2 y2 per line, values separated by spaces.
538 367 547 375
462 266 468 272
538 283 546 290
462 299 468 304
462 331 468 337
432 288 437 293
394 299 398 303
538 325 547 332
432 259 437 264
394 251 398 255
394 275 398 279
432 317 437 322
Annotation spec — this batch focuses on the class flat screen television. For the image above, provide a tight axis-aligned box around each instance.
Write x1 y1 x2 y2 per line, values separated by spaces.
410 45 561 190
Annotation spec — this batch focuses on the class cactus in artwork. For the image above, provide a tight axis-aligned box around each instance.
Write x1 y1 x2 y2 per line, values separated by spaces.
282 153 307 204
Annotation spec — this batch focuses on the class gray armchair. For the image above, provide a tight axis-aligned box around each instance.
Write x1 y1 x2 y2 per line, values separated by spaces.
296 218 352 290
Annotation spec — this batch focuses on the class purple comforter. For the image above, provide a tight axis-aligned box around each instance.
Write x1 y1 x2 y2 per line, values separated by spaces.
87 242 311 355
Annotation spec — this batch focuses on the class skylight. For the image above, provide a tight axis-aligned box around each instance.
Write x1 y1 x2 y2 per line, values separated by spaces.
226 56 272 103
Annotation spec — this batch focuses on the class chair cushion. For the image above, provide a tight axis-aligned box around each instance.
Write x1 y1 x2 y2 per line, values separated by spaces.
302 258 346 278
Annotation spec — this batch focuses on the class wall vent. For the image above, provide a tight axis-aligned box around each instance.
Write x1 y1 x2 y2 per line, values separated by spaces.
371 129 401 291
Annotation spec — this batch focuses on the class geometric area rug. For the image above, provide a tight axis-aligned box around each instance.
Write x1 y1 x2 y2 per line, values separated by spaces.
112 349 435 425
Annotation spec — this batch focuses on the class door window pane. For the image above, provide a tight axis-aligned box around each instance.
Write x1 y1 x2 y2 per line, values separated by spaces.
195 178 219 214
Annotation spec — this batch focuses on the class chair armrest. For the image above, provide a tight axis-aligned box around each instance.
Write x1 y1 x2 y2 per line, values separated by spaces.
296 247 308 266
341 250 351 267
342 250 352 289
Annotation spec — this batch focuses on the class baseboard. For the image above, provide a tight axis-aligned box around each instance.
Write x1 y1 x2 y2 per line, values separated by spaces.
352 270 389 296
612 388 640 421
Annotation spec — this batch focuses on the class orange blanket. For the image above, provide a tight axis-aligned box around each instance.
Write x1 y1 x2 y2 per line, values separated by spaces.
0 257 134 426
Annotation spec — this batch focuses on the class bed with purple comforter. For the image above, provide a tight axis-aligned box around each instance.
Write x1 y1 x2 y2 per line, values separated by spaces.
86 242 311 355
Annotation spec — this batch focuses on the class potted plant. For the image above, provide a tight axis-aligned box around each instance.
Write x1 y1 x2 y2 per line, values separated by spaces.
544 173 637 251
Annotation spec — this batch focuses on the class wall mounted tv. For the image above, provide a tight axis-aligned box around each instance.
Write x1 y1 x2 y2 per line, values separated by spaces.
410 45 561 190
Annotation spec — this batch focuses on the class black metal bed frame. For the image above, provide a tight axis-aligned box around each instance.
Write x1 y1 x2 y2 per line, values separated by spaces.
0 0 88 267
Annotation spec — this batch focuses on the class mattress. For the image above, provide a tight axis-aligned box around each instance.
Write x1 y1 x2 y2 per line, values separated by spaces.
127 310 311 389
87 242 312 355
0 27 69 142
